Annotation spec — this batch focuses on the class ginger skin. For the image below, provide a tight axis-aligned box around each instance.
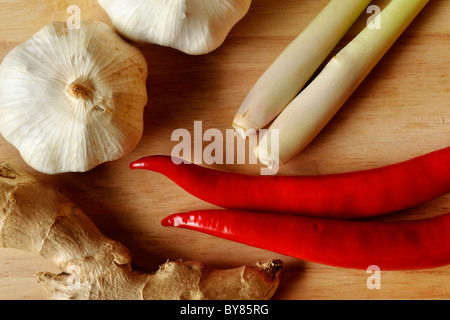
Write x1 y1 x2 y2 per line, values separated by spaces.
0 161 282 300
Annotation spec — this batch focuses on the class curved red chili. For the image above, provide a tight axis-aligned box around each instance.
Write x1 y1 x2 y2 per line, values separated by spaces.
131 146 450 219
162 209 450 271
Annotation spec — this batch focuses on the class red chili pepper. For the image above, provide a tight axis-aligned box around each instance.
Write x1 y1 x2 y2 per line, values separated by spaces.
130 147 450 219
162 209 450 271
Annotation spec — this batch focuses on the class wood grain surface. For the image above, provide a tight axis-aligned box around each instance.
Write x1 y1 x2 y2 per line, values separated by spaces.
0 0 449 300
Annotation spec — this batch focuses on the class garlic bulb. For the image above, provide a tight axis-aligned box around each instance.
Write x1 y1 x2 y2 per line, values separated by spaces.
0 20 148 175
97 0 252 55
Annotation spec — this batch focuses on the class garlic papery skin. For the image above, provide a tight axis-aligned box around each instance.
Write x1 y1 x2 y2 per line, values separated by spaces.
97 0 252 55
0 20 148 175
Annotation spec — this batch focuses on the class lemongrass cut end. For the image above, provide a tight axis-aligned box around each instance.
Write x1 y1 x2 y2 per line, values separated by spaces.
232 122 250 140
253 146 280 170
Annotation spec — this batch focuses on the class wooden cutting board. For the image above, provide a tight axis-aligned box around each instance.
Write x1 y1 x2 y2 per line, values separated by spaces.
0 0 449 300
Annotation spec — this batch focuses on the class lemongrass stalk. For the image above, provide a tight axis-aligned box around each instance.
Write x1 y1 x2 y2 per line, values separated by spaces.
232 0 372 138
256 0 430 168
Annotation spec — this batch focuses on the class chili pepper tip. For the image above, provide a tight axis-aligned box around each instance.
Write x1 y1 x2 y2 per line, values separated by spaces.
161 216 174 227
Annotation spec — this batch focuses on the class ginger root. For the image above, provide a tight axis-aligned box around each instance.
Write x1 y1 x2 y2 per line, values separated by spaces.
0 161 282 300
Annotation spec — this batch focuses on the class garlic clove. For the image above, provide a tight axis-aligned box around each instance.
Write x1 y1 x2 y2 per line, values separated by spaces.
97 0 252 55
0 20 148 175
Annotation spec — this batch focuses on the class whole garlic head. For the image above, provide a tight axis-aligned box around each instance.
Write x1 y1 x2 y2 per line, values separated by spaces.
0 20 148 175
97 0 252 55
